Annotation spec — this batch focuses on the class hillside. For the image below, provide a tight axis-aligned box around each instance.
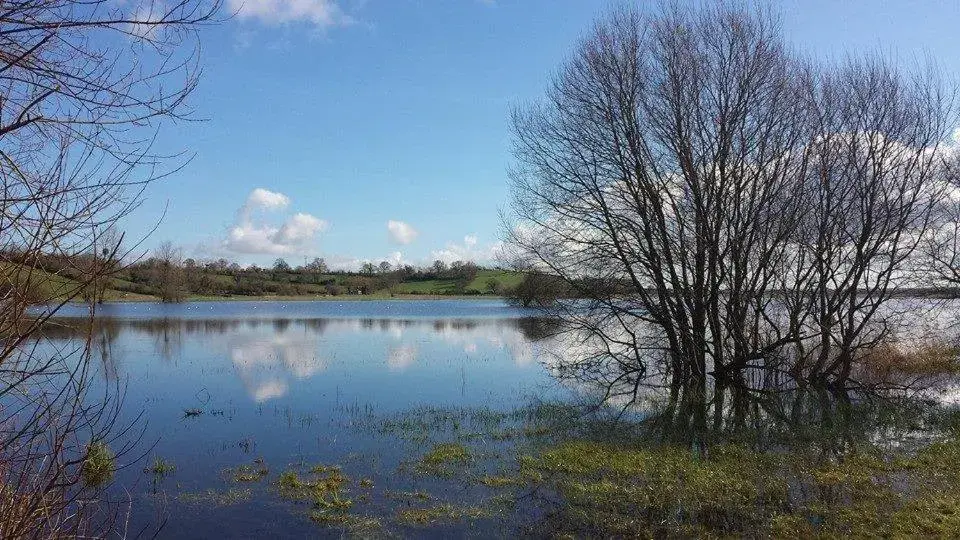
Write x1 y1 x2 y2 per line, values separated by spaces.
6 252 529 302
102 266 524 301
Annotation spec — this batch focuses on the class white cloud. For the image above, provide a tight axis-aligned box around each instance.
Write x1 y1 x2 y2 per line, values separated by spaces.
386 251 405 267
387 220 418 245
228 0 353 27
275 213 325 244
431 234 503 264
246 187 290 210
952 127 960 146
223 188 327 255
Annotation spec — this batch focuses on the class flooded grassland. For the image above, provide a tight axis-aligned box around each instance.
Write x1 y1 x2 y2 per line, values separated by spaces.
20 299 960 538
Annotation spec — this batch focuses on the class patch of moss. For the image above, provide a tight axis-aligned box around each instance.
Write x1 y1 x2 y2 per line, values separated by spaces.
81 441 115 488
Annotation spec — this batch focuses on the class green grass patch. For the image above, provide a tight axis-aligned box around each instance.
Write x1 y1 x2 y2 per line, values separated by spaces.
520 436 960 538
395 503 489 526
414 442 473 478
277 467 353 511
145 456 175 477
81 441 115 488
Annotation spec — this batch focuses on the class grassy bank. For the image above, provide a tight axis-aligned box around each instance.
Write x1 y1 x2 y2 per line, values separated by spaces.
10 263 523 303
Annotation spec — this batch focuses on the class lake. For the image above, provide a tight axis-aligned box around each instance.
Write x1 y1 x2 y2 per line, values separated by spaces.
23 299 960 537
32 300 570 538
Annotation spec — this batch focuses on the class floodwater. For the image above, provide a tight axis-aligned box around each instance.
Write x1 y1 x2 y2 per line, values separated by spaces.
23 299 960 537
32 300 568 538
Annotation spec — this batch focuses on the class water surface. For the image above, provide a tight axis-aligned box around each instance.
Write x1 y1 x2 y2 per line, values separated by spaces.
36 300 562 538
29 298 960 537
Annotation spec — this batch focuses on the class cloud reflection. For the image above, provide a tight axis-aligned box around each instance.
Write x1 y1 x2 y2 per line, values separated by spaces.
40 315 559 402
387 344 418 371
230 333 325 402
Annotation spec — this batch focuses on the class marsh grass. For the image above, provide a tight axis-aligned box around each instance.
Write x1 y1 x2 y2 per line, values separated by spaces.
146 457 175 477
81 441 115 488
519 436 960 537
168 398 960 537
277 467 353 511
414 442 473 478
858 342 960 384
385 489 432 502
479 475 518 488
395 503 490 526
309 511 383 535
231 460 269 483
178 488 252 507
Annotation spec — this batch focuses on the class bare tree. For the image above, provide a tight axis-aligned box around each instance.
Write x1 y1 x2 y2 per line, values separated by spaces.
78 226 124 305
507 4 956 395
306 257 328 273
920 150 960 289
788 61 953 383
151 241 186 302
509 5 810 389
0 0 218 533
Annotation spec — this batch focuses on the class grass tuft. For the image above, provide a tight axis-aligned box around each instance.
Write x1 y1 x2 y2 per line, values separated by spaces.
81 441 115 488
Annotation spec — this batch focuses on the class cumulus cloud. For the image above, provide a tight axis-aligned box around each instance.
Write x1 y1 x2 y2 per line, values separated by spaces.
387 220 418 245
431 234 504 264
228 0 353 27
223 188 327 255
245 187 290 210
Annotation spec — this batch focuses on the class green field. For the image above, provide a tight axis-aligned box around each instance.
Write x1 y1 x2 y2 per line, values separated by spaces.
7 262 527 303
2 264 156 303
391 269 524 295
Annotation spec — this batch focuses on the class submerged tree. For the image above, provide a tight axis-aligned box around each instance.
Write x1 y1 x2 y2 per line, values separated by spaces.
0 0 219 534
507 4 956 394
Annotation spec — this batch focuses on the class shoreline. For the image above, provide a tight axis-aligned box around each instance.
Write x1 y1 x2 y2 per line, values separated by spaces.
96 293 510 304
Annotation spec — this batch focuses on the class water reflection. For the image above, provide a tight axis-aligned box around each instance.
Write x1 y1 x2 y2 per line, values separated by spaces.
229 331 325 401
38 316 560 402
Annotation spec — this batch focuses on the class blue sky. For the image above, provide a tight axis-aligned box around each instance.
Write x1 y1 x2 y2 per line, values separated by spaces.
127 0 960 269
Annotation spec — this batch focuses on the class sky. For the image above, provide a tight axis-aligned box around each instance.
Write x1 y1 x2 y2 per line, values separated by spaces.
125 0 960 270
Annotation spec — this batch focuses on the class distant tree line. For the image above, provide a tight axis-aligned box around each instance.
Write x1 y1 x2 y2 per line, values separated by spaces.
5 245 513 301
